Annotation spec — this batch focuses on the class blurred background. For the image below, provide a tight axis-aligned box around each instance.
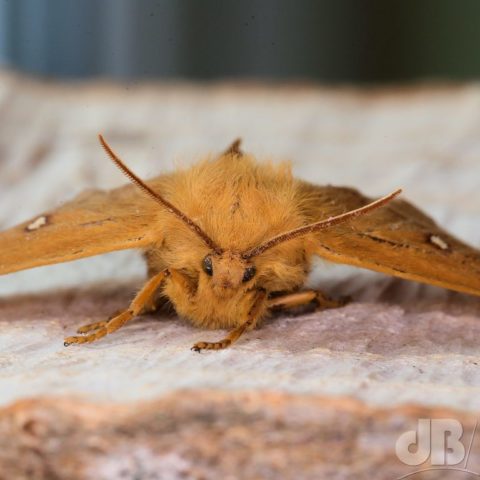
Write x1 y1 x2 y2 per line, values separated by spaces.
1 0 480 82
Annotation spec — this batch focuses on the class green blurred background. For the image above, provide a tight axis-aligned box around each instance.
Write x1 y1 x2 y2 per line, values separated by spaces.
1 0 479 82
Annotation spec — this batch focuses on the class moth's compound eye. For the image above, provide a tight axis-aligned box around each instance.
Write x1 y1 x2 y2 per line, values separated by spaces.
242 266 256 283
202 255 213 276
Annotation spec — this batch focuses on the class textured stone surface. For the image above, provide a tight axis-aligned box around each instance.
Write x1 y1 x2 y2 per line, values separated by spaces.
1 280 480 412
0 72 479 416
1 391 480 480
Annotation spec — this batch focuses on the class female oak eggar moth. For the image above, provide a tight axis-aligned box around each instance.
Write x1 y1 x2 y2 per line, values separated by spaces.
0 135 479 351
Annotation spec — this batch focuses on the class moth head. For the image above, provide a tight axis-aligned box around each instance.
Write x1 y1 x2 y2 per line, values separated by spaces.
201 251 256 298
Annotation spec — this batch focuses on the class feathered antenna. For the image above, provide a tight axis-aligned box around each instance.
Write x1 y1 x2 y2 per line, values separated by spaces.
242 189 402 259
98 134 222 253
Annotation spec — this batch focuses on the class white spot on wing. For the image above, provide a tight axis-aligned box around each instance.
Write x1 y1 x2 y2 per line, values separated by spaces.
26 215 48 231
429 234 449 250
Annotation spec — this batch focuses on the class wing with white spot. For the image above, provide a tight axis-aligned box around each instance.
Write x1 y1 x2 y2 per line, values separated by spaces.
0 183 158 275
299 182 480 296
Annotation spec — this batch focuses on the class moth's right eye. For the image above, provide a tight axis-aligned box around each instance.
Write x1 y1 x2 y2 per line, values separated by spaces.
202 256 213 276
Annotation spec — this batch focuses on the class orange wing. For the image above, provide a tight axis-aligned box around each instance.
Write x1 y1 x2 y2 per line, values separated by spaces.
299 182 480 296
0 183 159 275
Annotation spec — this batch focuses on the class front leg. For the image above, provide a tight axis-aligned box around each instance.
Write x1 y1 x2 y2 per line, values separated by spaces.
191 289 267 352
64 269 171 346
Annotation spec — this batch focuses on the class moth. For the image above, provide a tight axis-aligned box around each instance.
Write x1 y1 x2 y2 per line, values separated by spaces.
0 136 479 351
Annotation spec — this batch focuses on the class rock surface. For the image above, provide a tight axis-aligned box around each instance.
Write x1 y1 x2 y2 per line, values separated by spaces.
1 279 480 411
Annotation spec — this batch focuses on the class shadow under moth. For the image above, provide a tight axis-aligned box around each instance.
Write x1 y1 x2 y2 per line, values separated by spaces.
0 136 479 351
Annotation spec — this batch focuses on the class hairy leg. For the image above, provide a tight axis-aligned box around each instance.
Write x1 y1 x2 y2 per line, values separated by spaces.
76 300 165 334
268 289 349 311
64 269 170 346
191 289 267 352
76 319 109 334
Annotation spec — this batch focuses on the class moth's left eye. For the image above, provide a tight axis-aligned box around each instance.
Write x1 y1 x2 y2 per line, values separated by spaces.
242 266 256 283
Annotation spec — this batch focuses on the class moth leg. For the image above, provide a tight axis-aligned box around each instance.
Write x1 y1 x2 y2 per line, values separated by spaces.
76 306 158 334
138 291 173 314
76 308 126 334
76 320 108 334
191 289 267 352
142 296 160 314
142 266 169 313
268 289 349 311
64 269 170 346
